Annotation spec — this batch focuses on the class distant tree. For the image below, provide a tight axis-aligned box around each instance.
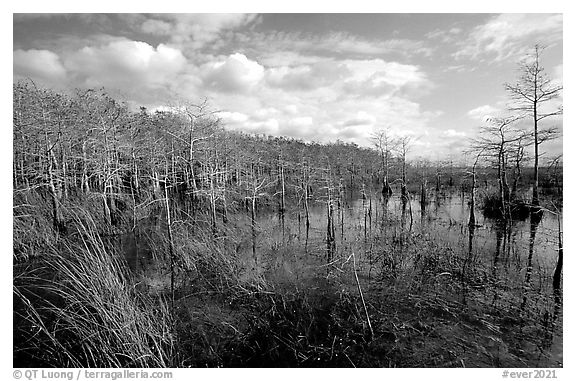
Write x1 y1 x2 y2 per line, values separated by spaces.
471 116 526 219
509 133 528 201
371 127 397 196
505 45 562 212
413 158 431 211
397 136 412 201
462 147 487 228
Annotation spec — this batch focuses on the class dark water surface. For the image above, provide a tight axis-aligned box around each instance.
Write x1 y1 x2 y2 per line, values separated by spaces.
248 187 563 366
122 185 563 367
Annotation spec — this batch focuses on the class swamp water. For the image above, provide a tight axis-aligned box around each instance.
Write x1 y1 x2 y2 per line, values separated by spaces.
122 186 563 367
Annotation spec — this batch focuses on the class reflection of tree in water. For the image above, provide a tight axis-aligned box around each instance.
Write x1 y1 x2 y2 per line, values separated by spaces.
461 224 475 306
522 213 541 310
492 219 516 307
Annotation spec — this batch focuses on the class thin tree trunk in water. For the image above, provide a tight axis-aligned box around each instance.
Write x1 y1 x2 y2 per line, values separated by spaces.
469 167 477 228
304 179 310 230
494 223 504 276
327 201 333 261
522 216 539 309
420 181 426 212
462 225 475 305
532 99 540 210
251 197 257 262
280 163 286 216
326 178 336 262
222 191 228 224
497 144 506 218
328 203 336 261
502 167 510 220
382 175 391 196
298 212 301 240
364 207 367 242
382 150 392 196
552 214 563 292
504 221 513 264
401 154 407 200
305 222 309 254
381 196 389 235
406 190 413 232
279 164 286 241
400 204 406 246
464 226 475 279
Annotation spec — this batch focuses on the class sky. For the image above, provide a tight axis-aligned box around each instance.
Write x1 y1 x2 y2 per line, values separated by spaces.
12 13 563 161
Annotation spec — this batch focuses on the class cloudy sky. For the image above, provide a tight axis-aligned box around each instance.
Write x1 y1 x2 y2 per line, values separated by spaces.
13 13 563 160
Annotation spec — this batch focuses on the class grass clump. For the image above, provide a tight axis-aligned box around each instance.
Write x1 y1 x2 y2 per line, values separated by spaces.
13 210 174 368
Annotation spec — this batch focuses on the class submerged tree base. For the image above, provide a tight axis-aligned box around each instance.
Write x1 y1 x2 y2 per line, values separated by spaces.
481 194 531 221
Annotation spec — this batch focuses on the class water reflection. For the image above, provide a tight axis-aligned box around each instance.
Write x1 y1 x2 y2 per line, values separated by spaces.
235 186 562 364
253 186 561 276
522 214 540 310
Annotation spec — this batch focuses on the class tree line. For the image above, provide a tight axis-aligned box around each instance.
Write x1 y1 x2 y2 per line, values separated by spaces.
13 46 562 244
13 81 472 239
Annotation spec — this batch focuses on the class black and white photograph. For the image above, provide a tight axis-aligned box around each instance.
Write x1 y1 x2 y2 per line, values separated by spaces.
11 7 565 373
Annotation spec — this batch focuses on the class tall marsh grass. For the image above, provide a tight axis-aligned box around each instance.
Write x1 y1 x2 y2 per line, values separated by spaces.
13 207 174 367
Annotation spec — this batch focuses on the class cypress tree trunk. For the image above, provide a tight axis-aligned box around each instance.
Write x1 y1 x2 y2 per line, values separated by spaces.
552 214 563 291
469 166 477 228
420 181 426 212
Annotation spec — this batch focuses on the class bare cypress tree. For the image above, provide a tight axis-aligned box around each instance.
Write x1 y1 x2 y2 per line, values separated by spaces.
398 136 412 202
324 167 336 262
471 116 527 219
466 149 485 228
371 127 397 196
505 45 562 213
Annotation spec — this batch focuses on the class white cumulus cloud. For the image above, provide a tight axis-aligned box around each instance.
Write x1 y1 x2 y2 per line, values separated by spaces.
201 53 265 93
64 40 187 90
